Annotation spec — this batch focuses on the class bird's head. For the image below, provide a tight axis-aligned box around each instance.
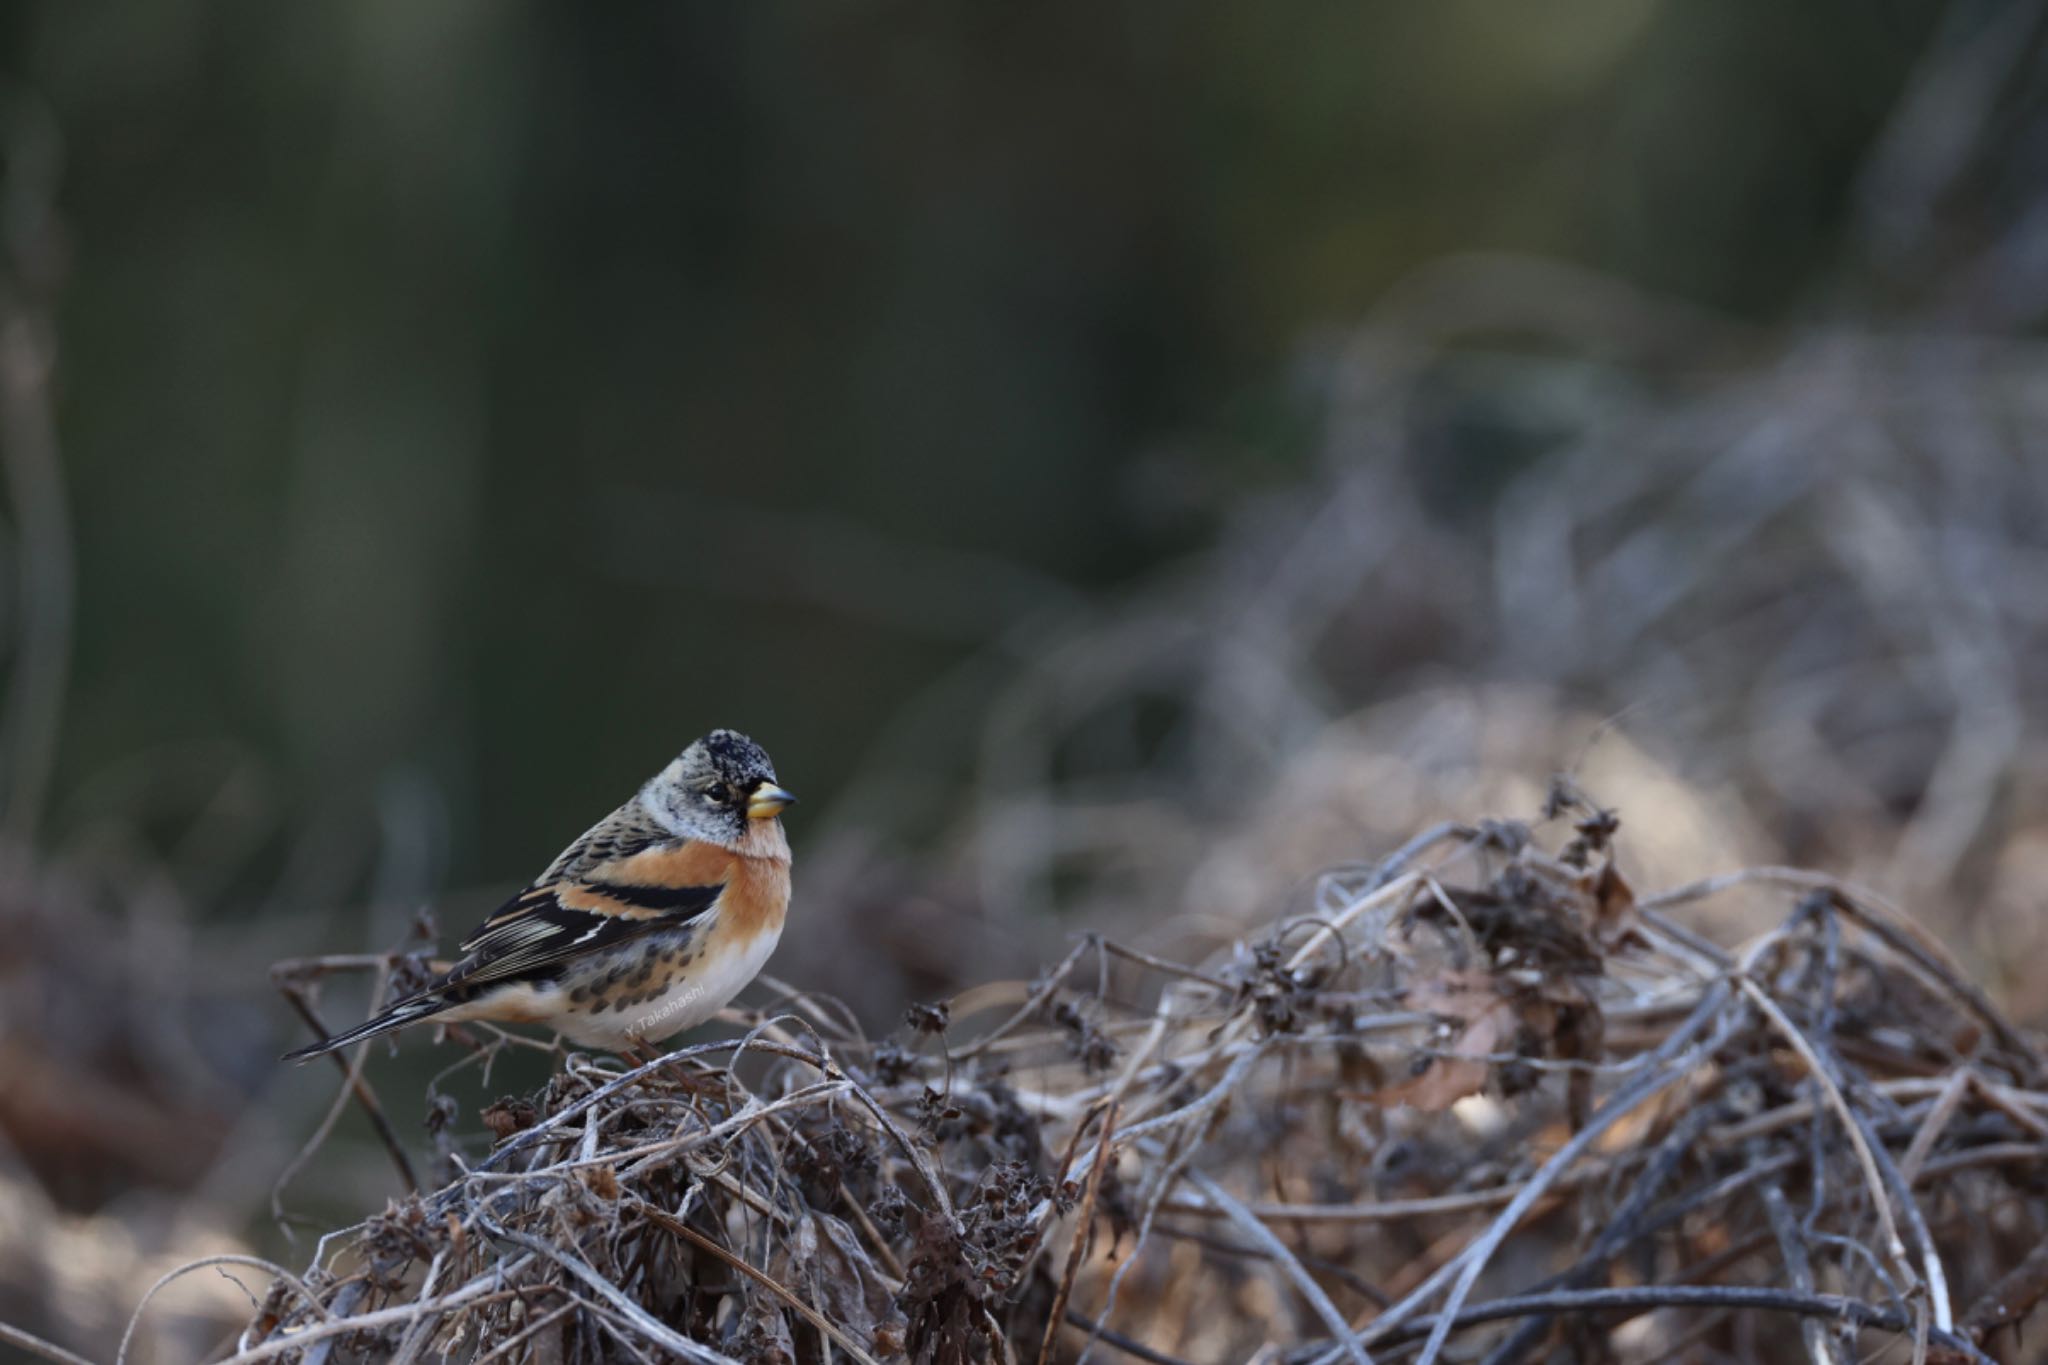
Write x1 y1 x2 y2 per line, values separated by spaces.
643 729 796 847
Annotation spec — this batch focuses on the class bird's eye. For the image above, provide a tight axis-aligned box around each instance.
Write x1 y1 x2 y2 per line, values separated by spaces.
703 782 731 804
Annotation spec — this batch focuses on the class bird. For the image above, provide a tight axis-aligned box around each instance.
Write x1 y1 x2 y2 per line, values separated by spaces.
283 729 796 1062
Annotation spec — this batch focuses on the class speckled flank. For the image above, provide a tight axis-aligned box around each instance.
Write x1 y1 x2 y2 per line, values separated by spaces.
535 912 766 1048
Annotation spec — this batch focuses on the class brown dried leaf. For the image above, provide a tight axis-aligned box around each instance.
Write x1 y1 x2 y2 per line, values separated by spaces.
1586 861 1637 944
581 1164 619 1201
1367 972 1517 1111
481 1096 538 1141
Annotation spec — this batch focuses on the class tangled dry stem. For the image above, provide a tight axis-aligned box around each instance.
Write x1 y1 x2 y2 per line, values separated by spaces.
211 787 2048 1364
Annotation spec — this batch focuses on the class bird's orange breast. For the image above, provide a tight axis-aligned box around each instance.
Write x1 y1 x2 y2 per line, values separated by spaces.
719 853 791 939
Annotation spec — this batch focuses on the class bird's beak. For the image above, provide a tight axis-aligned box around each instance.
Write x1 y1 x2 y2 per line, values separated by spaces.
747 782 797 820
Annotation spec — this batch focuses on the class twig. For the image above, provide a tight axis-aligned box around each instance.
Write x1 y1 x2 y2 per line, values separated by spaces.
1344 1285 1993 1361
468 1299 575 1365
1899 1068 1971 1185
120 1255 335 1365
1961 1230 2048 1341
0 1321 96 1365
953 937 1093 1060
479 1220 737 1365
1039 1102 1119 1365
1845 1103 1954 1335
1095 937 1234 993
282 984 420 1193
1738 977 1921 1301
638 1204 882 1365
1372 980 1735 1365
1063 1311 1198 1365
1184 1170 1372 1365
1758 1169 1843 1365
1148 1222 1389 1308
1479 1098 1728 1365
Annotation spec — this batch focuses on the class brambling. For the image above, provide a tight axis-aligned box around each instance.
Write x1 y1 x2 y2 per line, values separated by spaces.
283 730 796 1061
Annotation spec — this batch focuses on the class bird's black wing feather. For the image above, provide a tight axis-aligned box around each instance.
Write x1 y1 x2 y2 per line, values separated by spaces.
447 879 723 988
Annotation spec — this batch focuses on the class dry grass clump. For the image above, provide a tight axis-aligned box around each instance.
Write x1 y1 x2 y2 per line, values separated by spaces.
207 784 2048 1364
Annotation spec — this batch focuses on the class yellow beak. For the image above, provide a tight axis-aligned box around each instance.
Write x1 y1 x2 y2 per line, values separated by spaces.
746 782 797 820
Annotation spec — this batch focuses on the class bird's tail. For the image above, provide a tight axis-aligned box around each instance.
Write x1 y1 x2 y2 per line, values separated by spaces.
281 993 448 1063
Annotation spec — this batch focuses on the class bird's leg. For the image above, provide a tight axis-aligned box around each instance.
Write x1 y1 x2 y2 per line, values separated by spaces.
620 1033 687 1084
622 1032 727 1103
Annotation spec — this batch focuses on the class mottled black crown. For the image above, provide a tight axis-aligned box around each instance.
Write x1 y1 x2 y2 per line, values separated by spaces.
697 728 776 786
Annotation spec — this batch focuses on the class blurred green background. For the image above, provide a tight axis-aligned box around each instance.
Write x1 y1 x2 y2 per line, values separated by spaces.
10 0 1944 883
